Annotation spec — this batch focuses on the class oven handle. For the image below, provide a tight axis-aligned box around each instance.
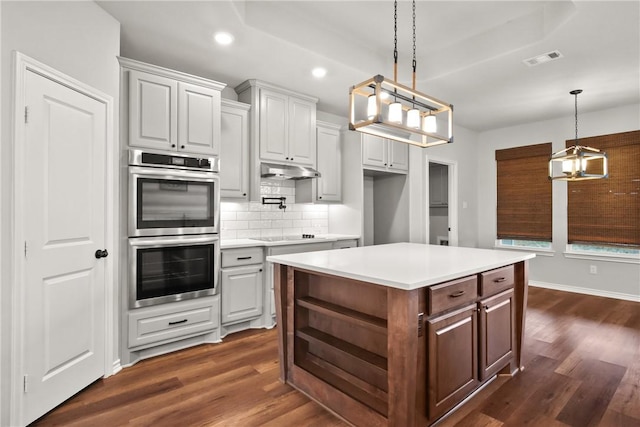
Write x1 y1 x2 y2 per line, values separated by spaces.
129 165 218 182
129 234 220 248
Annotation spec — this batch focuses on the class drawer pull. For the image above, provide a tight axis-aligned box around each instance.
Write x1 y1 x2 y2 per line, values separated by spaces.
168 319 188 326
237 256 252 260
493 277 506 283
449 290 466 298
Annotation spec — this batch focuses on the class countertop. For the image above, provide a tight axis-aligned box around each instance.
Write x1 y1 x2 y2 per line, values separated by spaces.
266 242 535 290
220 234 360 249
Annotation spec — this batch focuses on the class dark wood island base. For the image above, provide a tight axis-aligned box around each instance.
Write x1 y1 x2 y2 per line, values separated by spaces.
273 259 529 427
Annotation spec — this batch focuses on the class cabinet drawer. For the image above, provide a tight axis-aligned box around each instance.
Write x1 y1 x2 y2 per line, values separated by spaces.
428 275 478 315
222 247 264 268
479 265 514 296
332 239 358 249
129 296 219 349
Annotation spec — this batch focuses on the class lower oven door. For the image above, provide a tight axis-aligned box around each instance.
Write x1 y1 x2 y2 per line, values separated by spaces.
129 234 220 308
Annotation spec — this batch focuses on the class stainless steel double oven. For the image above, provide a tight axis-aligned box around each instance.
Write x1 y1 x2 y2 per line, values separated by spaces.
128 149 220 308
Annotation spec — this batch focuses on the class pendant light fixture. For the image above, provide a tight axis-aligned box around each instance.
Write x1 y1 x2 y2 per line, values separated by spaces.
348 0 453 148
549 90 608 181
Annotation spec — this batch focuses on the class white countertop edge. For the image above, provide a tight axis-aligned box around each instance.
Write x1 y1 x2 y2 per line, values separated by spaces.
221 235 360 250
266 245 535 290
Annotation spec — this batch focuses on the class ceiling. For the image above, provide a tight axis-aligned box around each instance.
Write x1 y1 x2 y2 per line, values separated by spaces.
97 1 640 132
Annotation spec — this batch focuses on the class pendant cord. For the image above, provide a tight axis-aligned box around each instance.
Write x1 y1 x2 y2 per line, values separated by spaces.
412 0 417 90
574 91 579 143
393 0 398 82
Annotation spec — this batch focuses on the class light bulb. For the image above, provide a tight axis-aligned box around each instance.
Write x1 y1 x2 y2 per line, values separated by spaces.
367 95 377 120
407 109 421 128
423 114 437 133
388 102 402 123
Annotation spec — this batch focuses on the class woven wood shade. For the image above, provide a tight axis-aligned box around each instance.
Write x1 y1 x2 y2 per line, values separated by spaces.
496 143 552 241
567 130 640 247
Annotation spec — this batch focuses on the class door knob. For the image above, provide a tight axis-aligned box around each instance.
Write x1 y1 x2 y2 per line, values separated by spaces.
95 249 109 259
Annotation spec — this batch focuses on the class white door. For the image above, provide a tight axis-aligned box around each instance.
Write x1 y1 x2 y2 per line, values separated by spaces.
178 81 221 156
288 97 316 166
22 69 107 425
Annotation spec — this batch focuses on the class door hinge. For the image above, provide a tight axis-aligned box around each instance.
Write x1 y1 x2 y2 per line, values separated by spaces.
24 241 28 258
23 375 28 393
417 312 424 337
24 106 29 124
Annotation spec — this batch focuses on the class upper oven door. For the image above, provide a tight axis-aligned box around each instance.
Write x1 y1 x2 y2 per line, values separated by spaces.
129 166 219 237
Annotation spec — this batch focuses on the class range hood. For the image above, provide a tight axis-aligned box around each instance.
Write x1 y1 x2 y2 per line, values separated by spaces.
260 162 321 180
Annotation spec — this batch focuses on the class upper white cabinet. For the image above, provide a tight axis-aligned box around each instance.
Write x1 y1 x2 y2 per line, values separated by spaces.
220 99 250 199
121 58 225 156
362 134 409 173
235 79 319 200
429 163 449 206
296 121 342 203
315 121 342 202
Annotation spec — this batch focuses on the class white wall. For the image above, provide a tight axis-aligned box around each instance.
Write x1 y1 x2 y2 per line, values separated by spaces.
0 2 120 424
476 103 640 299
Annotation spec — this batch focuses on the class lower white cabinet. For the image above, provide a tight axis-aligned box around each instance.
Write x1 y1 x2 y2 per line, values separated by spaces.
221 247 265 325
221 265 264 325
128 296 220 350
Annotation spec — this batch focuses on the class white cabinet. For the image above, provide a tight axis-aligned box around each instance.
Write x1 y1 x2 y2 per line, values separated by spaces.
332 239 358 249
128 296 220 350
220 100 250 199
362 134 409 173
255 87 316 166
236 80 318 200
122 58 225 156
316 122 342 202
221 247 264 326
296 121 342 203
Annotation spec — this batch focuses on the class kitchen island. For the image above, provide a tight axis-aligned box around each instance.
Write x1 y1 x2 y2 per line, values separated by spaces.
268 243 535 427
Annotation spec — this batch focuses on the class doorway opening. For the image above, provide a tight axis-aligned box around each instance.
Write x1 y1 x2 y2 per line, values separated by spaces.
427 158 458 246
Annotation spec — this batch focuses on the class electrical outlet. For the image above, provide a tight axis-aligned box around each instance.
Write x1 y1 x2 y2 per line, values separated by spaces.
589 265 598 274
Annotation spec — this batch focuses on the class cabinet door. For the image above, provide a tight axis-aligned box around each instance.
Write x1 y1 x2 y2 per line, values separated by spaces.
427 304 479 421
288 97 316 166
429 164 447 206
129 70 177 150
221 265 264 325
259 88 288 162
362 134 387 168
220 102 249 198
177 82 220 156
388 140 409 171
316 124 341 202
479 289 514 380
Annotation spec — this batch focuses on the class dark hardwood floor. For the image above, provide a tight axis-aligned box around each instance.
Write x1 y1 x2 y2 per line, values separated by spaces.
32 287 640 427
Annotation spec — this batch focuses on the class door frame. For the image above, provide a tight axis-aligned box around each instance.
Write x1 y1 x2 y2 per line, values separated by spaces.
425 155 459 247
10 52 117 426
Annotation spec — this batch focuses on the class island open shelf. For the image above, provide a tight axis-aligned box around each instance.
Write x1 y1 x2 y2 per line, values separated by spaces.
269 243 534 427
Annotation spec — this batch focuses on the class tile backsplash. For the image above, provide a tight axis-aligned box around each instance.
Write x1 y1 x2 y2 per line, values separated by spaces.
220 180 329 240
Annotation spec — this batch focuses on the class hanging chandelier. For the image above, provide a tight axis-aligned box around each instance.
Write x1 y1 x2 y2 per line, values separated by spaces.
348 0 453 148
548 90 608 181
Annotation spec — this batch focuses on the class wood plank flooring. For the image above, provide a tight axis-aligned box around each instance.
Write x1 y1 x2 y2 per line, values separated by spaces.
32 287 640 427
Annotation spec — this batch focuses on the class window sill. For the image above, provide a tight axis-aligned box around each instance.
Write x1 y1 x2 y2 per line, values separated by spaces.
563 250 640 264
494 245 555 257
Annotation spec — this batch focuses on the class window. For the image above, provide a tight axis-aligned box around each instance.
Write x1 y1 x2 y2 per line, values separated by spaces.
567 130 640 250
495 143 552 242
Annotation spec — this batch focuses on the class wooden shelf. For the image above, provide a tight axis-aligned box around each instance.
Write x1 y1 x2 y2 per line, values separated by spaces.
297 354 388 416
296 327 388 374
296 296 387 334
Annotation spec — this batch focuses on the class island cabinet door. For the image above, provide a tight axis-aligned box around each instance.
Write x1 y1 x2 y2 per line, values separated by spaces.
427 304 479 421
479 288 514 381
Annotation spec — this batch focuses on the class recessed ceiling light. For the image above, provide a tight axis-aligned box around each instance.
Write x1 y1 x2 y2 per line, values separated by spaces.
214 32 234 46
312 67 327 78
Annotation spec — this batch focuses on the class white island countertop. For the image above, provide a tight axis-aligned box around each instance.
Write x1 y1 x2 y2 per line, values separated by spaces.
266 242 535 290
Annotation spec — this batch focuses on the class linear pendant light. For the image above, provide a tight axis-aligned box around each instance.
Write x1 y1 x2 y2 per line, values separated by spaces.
348 0 453 148
548 90 608 181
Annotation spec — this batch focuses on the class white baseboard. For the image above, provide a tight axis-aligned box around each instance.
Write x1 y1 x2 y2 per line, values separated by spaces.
530 281 640 302
111 359 122 376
